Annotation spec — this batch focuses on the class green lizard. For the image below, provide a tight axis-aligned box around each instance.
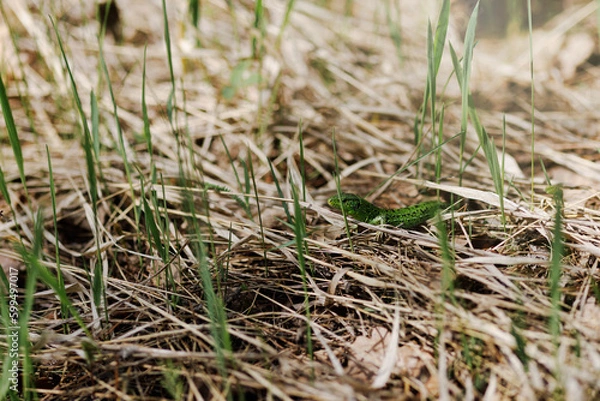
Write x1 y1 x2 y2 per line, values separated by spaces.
327 192 443 228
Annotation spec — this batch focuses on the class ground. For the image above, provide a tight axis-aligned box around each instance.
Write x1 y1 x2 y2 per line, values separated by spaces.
0 0 600 400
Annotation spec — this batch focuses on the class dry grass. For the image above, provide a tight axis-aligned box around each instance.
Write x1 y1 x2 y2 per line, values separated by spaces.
1 0 600 400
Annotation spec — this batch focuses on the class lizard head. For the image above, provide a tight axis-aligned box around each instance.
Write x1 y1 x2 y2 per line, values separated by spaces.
327 193 383 224
327 193 362 212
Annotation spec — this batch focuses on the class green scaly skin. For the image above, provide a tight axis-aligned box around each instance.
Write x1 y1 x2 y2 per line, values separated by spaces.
327 193 443 228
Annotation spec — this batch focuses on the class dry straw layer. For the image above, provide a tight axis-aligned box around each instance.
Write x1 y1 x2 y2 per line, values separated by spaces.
0 0 599 400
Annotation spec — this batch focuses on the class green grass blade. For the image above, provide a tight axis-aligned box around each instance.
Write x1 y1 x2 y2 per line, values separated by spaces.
331 130 354 253
291 184 313 362
426 20 436 151
437 213 455 302
433 0 450 76
98 43 133 186
385 0 403 63
162 0 177 123
449 4 505 216
548 185 564 345
510 322 530 369
247 151 268 271
188 0 200 27
267 158 292 224
16 211 92 333
185 190 232 380
416 0 449 171
458 1 479 184
252 0 266 59
461 1 478 129
89 91 101 170
501 115 507 226
52 20 99 215
467 102 504 201
0 166 18 242
53 23 108 316
449 43 462 86
87 92 100 211
276 0 296 49
141 45 154 160
435 105 445 187
218 135 252 217
298 122 307 201
141 180 167 262
0 73 28 204
527 0 535 203
46 146 68 323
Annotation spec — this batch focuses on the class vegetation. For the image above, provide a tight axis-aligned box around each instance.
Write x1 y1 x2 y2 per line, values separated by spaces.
0 0 599 399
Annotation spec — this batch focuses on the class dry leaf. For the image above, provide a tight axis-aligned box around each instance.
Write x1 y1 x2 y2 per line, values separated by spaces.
347 327 434 384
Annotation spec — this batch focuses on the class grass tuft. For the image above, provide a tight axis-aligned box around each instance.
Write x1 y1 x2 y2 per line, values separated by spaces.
1 1 599 399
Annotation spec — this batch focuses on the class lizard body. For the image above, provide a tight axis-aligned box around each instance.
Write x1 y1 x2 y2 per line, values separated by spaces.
327 193 442 228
